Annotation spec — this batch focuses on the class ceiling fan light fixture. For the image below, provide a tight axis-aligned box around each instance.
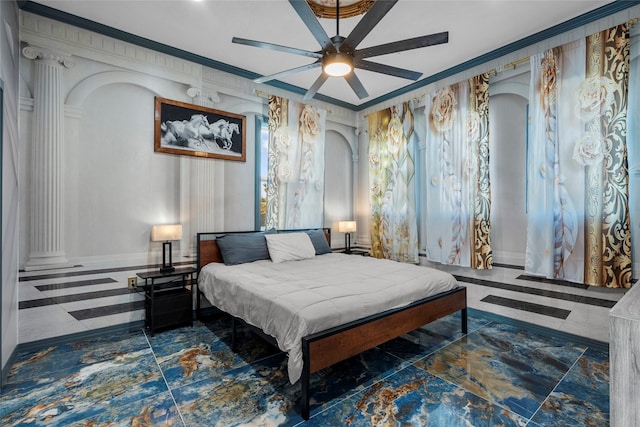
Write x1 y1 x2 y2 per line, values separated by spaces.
323 52 353 77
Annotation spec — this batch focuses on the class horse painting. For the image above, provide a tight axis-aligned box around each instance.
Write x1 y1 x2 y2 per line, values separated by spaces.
161 114 210 148
161 115 240 151
209 119 240 150
155 96 245 161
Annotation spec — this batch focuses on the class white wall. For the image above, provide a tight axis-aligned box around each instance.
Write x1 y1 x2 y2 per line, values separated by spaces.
18 11 356 268
75 83 179 258
489 92 528 265
324 129 354 248
1 0 20 377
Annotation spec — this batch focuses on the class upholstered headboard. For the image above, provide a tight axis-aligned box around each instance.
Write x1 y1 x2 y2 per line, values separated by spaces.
196 228 331 272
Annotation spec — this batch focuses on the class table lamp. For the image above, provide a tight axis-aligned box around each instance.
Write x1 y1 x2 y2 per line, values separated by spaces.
151 224 182 273
338 221 356 254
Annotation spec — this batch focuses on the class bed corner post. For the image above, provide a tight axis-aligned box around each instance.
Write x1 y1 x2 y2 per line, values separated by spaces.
462 307 468 334
231 317 238 351
196 287 201 320
196 232 201 320
301 338 311 420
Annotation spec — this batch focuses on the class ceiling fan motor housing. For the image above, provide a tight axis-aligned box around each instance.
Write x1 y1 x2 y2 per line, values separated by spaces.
323 51 354 76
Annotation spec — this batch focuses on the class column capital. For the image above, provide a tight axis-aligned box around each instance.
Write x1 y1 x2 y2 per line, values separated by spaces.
22 45 76 69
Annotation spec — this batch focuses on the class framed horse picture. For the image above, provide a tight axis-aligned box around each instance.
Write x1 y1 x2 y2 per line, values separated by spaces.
154 96 246 162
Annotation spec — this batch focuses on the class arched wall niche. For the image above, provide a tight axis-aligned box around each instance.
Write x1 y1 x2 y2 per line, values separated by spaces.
324 128 357 248
488 91 529 264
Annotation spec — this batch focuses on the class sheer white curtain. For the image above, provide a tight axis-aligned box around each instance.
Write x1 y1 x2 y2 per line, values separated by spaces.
424 74 492 269
368 102 419 263
266 96 326 230
526 24 632 288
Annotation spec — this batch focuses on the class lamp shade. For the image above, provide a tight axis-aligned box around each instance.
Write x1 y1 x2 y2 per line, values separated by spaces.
338 221 356 233
151 224 183 242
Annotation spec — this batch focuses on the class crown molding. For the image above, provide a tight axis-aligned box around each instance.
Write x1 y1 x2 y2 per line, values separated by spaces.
17 0 640 112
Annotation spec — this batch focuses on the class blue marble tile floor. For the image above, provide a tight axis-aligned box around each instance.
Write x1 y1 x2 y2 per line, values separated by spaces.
1 309 609 426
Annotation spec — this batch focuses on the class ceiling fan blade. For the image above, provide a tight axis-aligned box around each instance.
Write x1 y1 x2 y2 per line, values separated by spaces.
303 73 329 100
343 0 398 50
345 73 369 99
356 32 449 59
289 0 334 51
254 62 322 84
355 59 422 81
232 37 322 60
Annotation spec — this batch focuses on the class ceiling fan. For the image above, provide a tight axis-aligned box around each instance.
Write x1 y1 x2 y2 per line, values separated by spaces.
232 0 448 100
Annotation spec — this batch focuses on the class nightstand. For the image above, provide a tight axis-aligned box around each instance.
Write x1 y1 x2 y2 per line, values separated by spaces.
136 266 196 335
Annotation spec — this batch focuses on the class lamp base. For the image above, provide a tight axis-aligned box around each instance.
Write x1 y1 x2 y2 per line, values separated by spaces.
160 241 175 273
344 233 352 254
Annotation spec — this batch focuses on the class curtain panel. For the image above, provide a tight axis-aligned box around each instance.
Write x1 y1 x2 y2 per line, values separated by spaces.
424 74 493 269
266 96 327 230
525 23 631 288
368 102 419 263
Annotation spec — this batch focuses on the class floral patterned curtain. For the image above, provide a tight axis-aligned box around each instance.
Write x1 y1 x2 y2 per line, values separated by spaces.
525 23 631 288
424 74 493 269
266 96 326 230
368 102 419 263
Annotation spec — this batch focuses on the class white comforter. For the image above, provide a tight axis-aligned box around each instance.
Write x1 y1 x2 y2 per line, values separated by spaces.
198 253 458 384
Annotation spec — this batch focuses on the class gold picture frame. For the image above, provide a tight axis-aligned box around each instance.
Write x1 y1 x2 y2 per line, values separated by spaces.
306 0 373 18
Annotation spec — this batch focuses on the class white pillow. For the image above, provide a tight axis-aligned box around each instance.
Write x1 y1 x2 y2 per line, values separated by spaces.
265 233 316 263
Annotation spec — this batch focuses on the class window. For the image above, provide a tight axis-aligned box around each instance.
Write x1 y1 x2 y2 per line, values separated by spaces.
255 116 269 230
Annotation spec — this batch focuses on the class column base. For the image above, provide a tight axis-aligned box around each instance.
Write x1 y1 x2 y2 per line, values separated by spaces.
24 255 72 271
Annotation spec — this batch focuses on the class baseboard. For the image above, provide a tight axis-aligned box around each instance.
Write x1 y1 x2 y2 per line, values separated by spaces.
22 251 196 271
1 346 20 389
17 321 145 354
491 250 525 266
468 307 609 353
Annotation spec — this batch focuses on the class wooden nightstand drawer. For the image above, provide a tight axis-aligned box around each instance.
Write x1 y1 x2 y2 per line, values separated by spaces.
146 288 192 331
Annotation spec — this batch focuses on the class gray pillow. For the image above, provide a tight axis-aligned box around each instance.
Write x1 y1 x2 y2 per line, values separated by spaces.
305 229 332 255
216 232 271 265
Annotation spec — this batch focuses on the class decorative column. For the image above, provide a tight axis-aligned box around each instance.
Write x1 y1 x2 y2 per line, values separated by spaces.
355 127 370 247
190 158 219 246
351 127 361 245
23 46 75 269
181 87 223 256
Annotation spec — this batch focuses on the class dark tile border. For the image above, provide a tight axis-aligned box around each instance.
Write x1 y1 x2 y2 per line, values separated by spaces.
19 288 140 309
35 278 117 291
19 261 195 281
518 274 638 288
70 301 146 321
481 295 571 319
454 275 618 308
491 263 524 270
516 274 589 289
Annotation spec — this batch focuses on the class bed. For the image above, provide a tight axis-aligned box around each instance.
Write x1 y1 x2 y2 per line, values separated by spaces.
196 229 467 420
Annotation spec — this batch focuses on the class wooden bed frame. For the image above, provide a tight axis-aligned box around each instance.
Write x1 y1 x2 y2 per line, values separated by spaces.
196 229 467 420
